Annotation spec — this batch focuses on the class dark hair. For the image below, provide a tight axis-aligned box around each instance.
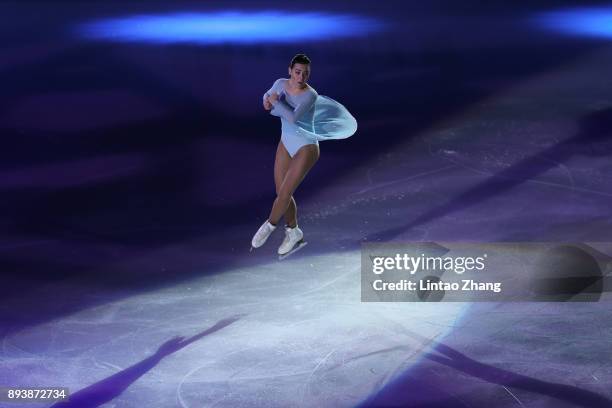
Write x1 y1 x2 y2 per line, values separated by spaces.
290 53 311 68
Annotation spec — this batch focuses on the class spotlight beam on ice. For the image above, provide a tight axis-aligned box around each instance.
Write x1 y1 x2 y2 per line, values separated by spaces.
75 11 385 44
533 7 612 39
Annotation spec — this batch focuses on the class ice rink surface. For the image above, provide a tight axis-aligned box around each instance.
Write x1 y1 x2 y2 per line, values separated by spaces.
1 1 612 407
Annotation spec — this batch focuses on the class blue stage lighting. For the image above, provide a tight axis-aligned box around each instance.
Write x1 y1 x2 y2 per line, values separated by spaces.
534 8 612 39
76 11 384 44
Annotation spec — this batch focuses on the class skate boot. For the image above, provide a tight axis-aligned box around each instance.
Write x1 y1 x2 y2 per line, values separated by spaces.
278 226 304 255
251 220 277 250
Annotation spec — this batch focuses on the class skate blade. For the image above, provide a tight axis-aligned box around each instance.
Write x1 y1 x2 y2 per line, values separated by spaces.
278 241 308 260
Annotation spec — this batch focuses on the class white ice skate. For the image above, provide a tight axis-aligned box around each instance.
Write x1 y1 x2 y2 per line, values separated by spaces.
251 220 277 250
278 226 307 259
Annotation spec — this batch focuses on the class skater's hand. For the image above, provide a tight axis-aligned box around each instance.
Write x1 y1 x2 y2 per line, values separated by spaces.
263 96 272 111
268 92 279 104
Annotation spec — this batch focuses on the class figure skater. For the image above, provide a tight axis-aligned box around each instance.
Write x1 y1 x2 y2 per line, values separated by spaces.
251 54 357 256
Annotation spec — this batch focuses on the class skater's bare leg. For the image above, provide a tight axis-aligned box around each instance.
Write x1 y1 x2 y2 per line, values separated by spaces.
274 142 297 227
269 144 319 225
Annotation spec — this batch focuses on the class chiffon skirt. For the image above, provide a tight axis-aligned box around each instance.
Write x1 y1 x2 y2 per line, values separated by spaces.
295 95 357 141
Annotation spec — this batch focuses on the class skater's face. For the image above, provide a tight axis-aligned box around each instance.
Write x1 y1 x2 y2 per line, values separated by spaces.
288 63 310 87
